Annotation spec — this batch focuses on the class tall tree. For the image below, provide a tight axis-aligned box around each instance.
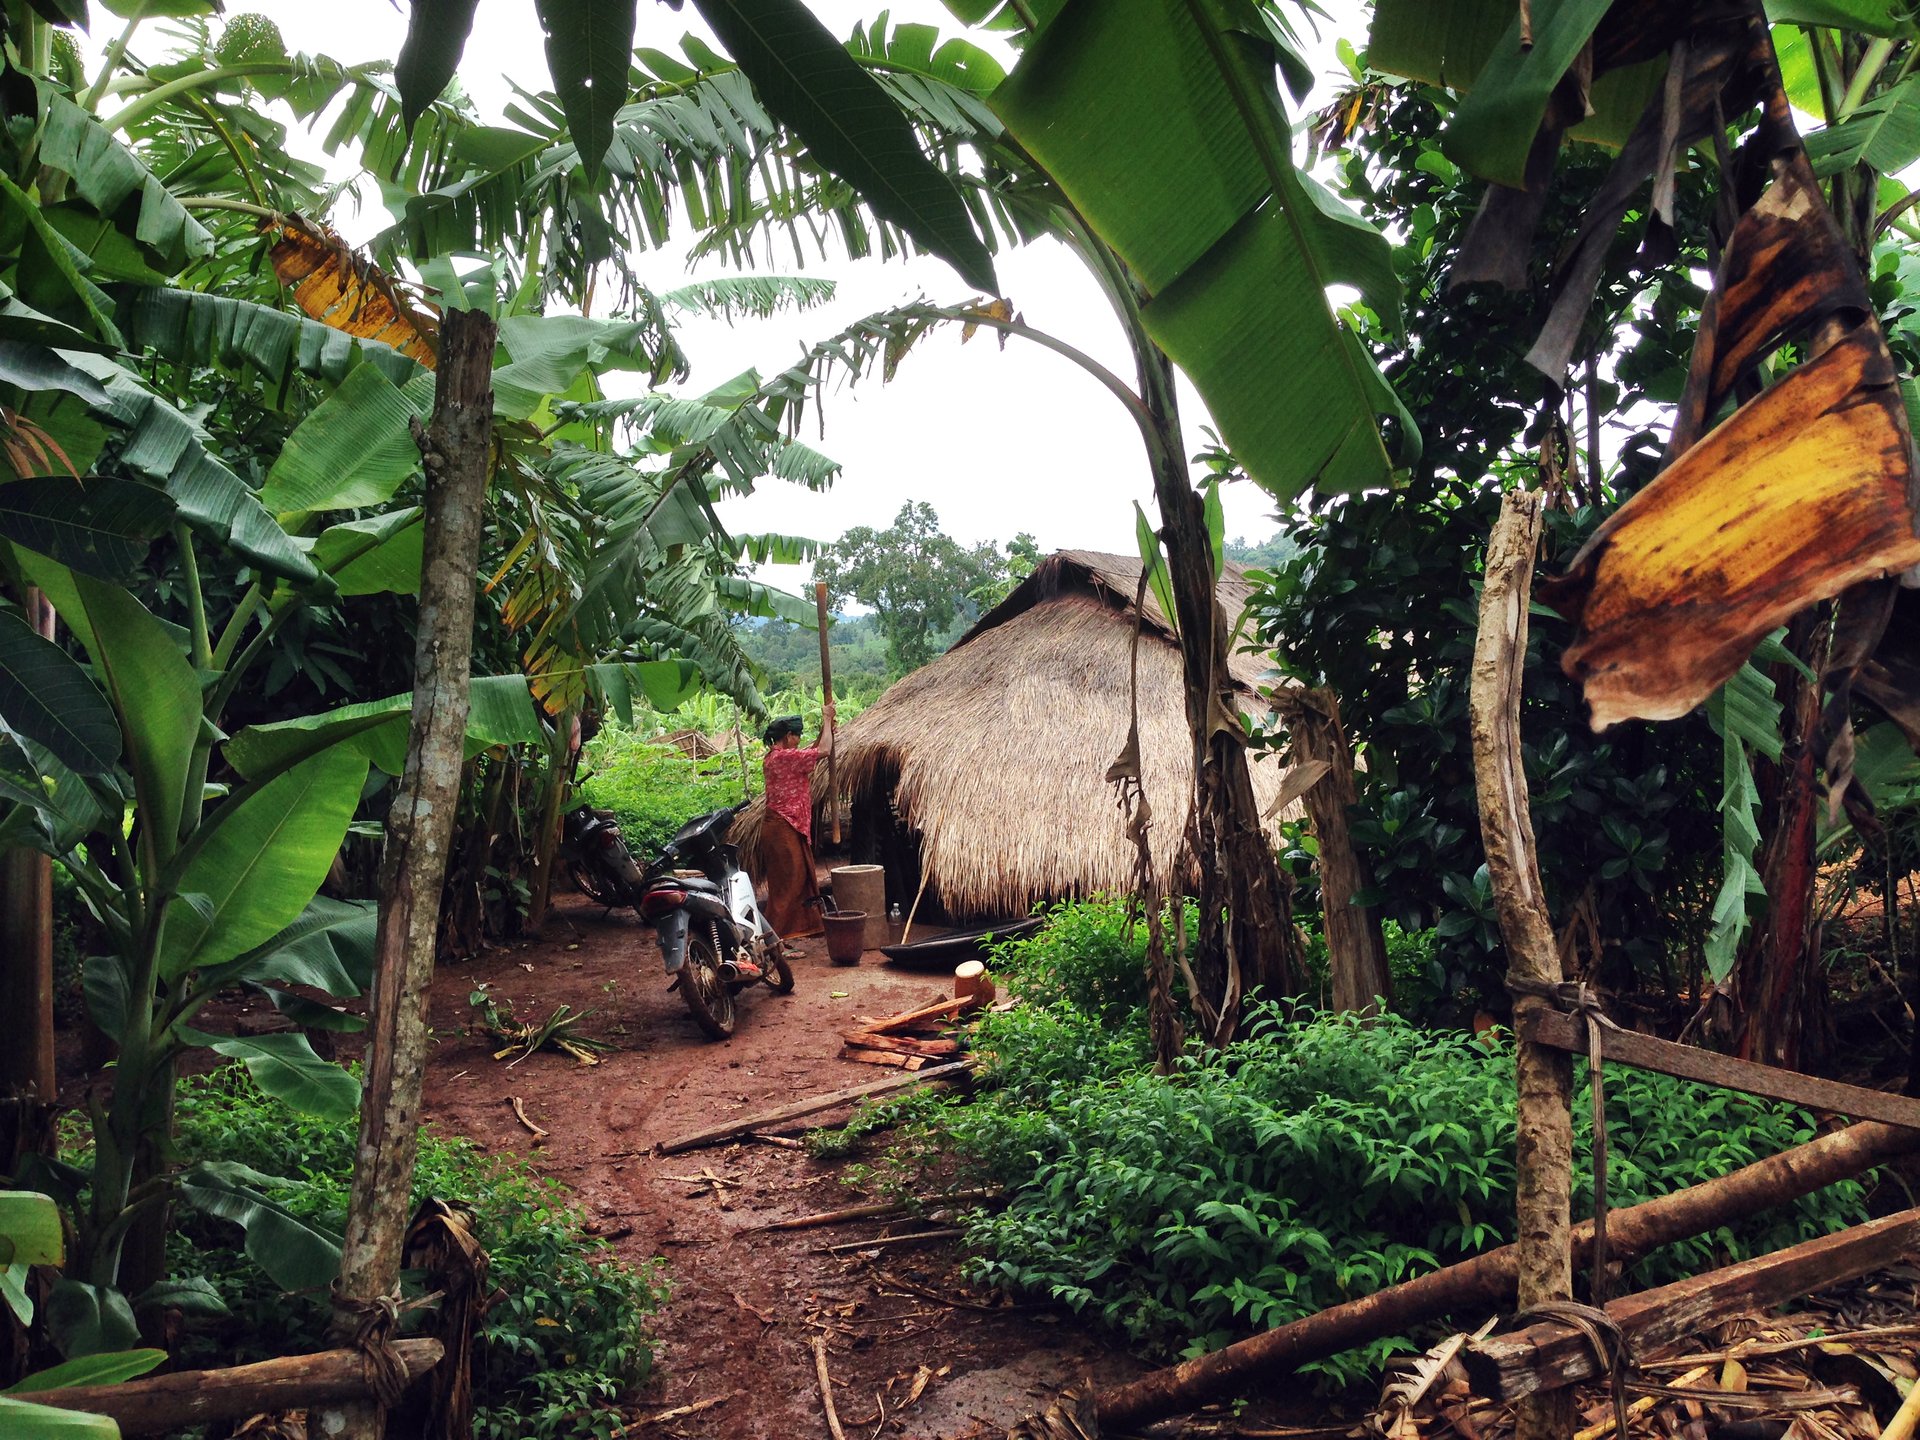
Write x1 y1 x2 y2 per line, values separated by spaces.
814 502 1003 674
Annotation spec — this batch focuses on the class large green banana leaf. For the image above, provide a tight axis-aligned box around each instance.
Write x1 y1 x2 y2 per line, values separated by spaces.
19 554 200 860
309 509 424 596
37 94 215 271
223 673 545 781
117 286 424 395
689 0 999 294
59 353 317 583
174 1160 342 1293
180 1028 361 1121
156 745 369 981
0 608 121 776
260 364 437 517
0 477 173 582
990 0 1415 501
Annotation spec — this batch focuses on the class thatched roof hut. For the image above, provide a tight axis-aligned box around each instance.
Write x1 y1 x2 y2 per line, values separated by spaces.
738 550 1289 921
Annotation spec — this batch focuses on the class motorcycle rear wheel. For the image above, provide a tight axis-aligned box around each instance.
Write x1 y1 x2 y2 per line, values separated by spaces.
568 860 624 908
678 931 736 1040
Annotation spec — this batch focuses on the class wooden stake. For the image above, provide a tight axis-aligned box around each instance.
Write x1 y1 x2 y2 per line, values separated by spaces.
323 308 497 1440
900 868 931 945
815 582 840 846
812 1333 849 1440
1468 490 1572 1440
31 1340 442 1434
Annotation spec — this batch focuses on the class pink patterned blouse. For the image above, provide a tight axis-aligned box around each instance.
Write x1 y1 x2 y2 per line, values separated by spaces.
763 746 825 842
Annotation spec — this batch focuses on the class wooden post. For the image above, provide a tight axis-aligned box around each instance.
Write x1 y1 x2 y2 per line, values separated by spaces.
322 308 496 1440
1093 1116 1919 1431
1284 686 1391 1013
815 582 839 846
1467 489 1573 1440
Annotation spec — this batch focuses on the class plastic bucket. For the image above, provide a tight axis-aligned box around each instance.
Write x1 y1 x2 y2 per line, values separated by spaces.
824 911 868 965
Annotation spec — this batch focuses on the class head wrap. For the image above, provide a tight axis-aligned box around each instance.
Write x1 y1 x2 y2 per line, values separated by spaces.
763 714 805 745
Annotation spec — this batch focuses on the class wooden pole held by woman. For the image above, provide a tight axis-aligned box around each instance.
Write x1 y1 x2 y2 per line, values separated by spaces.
815 582 840 846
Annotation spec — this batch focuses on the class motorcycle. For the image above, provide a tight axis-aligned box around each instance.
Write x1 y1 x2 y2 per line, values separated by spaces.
560 803 793 1039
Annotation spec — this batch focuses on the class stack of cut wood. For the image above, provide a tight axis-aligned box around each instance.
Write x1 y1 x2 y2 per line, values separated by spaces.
1367 1263 1920 1440
840 994 983 1070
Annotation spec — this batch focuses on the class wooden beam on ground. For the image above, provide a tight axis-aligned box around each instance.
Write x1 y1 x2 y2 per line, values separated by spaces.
1461 1208 1920 1401
656 1060 973 1155
30 1339 443 1435
1093 1118 1920 1433
1523 1009 1920 1130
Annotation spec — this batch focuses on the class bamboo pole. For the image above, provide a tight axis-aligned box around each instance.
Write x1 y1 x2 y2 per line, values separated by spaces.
815 582 839 846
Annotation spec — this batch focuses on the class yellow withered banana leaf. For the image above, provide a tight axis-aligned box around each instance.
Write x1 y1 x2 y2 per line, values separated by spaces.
1545 325 1920 729
268 218 439 369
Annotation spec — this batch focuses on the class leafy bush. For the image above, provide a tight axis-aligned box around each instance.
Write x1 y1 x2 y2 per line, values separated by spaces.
829 905 1869 1387
170 1068 667 1439
574 725 751 860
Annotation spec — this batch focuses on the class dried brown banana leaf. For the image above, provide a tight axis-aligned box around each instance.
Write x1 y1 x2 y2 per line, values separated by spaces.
268 216 439 369
1545 326 1920 728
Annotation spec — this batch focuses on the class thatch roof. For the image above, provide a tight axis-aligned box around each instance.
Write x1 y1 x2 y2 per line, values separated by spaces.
738 550 1289 919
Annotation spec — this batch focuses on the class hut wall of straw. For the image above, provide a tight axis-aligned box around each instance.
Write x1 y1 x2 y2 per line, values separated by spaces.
735 552 1290 920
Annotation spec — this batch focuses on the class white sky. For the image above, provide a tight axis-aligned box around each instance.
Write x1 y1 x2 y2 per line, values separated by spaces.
109 0 1372 589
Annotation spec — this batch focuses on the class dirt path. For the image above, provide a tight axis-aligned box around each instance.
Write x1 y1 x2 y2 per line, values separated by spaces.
421 895 1146 1438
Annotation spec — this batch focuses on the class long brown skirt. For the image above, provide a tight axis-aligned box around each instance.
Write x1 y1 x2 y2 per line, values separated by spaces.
761 814 823 938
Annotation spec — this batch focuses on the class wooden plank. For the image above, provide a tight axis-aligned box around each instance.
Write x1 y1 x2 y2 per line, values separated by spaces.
1460 1208 1920 1402
1522 1009 1920 1131
31 1339 443 1435
656 1059 973 1155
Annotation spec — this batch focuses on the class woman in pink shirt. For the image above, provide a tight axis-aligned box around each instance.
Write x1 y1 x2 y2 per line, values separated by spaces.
760 710 833 937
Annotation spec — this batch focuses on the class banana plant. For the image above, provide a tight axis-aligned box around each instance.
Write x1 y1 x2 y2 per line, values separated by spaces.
0 1189 163 1431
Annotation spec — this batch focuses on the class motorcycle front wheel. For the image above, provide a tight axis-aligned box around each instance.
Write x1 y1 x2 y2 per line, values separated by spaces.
763 941 795 994
678 930 737 1040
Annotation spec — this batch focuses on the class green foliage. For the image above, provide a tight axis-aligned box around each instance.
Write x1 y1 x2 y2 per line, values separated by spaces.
170 1068 667 1439
575 725 753 859
1247 83 1727 1014
826 904 1870 1386
814 501 1006 675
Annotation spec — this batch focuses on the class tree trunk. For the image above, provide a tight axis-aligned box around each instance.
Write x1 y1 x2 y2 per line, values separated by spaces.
1467 491 1573 1440
0 588 57 1169
1138 347 1294 1041
1285 687 1391 1014
1733 610 1831 1070
322 308 496 1440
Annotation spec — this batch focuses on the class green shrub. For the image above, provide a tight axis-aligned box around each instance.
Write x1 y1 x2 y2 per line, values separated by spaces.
828 904 1869 1388
575 725 750 860
170 1068 667 1440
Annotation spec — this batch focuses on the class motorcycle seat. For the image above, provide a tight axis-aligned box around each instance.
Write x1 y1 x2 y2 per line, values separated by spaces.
659 874 722 893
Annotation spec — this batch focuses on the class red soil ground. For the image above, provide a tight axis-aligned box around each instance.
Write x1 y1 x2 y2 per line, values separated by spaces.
414 894 1148 1439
